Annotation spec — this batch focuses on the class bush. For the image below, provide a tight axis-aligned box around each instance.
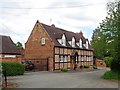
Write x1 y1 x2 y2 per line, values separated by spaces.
93 65 97 69
80 65 83 68
61 68 68 72
103 56 113 67
110 59 120 72
102 70 120 80
83 65 89 68
80 65 89 68
1 62 25 76
74 64 77 70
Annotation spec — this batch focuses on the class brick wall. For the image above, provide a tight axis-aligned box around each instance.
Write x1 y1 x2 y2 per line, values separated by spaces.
0 57 22 63
95 58 106 67
24 21 54 60
48 58 53 71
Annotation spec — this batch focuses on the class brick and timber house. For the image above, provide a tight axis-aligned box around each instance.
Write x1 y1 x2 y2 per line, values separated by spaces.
0 35 22 62
24 20 94 71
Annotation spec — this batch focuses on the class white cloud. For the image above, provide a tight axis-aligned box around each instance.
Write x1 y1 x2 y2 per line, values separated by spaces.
0 0 113 46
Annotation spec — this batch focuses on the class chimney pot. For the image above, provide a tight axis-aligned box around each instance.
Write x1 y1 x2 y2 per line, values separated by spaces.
79 31 83 36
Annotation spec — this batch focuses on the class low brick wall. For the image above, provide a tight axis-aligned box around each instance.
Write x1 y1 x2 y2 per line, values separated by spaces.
95 59 106 67
0 57 22 63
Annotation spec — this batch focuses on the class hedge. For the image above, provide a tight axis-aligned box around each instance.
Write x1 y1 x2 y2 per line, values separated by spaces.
80 65 90 69
102 70 120 80
61 68 68 72
1 62 25 76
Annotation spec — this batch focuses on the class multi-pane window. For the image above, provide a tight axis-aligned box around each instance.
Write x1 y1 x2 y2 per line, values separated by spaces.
60 56 64 62
41 36 45 45
59 55 68 62
64 56 68 62
81 56 84 61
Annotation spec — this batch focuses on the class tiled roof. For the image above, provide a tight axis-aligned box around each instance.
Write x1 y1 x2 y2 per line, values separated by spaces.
0 35 21 55
38 20 92 50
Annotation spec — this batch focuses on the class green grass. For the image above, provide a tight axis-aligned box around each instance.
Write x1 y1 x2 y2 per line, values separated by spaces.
102 70 120 80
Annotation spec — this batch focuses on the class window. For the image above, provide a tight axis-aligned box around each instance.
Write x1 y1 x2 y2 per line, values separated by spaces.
4 55 16 58
72 37 75 47
57 34 66 46
42 36 45 45
61 34 66 46
86 40 89 49
59 55 68 62
89 56 91 61
64 56 68 62
81 56 84 61
79 39 82 48
59 56 64 62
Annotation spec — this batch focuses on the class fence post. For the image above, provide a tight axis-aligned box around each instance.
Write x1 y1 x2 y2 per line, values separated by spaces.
3 66 7 87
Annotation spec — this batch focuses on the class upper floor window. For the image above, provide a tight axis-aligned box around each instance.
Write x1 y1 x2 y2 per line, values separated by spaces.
41 36 45 45
72 37 75 47
86 40 89 49
61 34 66 46
79 39 82 48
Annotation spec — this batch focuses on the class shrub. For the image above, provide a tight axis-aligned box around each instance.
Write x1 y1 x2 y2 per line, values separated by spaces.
93 65 97 69
103 56 113 67
83 65 89 68
61 68 68 72
110 59 120 72
74 64 77 70
1 62 25 76
102 70 120 80
80 65 83 68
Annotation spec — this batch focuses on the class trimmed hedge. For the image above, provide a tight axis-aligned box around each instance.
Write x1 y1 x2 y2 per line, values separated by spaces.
1 62 25 76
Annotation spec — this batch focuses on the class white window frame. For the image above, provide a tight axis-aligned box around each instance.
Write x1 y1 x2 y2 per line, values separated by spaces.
79 39 82 48
86 40 89 49
64 56 68 62
42 36 45 45
72 37 75 47
61 34 66 46
60 56 64 62
4 55 16 58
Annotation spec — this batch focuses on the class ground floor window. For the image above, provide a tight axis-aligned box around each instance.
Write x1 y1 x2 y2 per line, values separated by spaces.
59 55 68 62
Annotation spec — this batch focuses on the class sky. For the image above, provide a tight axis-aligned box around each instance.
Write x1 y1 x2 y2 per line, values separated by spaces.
0 0 115 46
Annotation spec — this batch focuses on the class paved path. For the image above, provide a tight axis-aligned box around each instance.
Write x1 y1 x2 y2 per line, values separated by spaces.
8 68 118 88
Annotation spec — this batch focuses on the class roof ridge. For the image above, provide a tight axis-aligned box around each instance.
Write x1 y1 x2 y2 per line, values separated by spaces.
0 35 10 37
41 23 77 34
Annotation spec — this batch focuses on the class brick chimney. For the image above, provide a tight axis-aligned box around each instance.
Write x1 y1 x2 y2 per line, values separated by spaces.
79 31 83 36
51 24 55 27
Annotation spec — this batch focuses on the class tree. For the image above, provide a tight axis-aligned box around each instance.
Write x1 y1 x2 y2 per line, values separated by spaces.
16 42 23 49
91 1 120 71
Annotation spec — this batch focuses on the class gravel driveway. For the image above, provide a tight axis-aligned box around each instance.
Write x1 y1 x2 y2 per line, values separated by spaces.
8 68 118 88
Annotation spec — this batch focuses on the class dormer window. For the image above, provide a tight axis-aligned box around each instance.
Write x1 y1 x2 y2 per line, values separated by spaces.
86 40 89 49
72 37 75 47
57 34 66 46
41 36 45 45
61 34 66 46
79 39 82 48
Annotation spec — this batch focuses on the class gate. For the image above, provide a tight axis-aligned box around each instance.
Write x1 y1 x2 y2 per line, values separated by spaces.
30 58 48 71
